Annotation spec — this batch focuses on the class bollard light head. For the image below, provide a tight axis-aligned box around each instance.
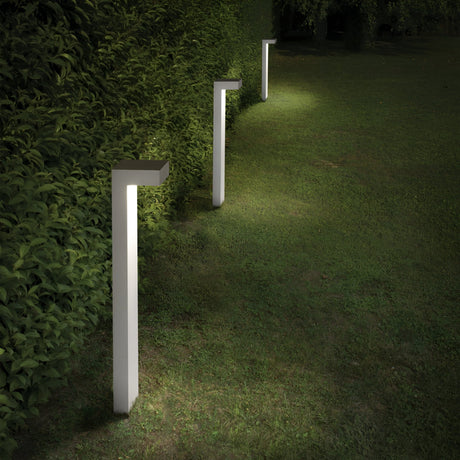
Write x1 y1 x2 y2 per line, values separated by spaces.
112 160 169 187
263 39 277 45
214 79 242 91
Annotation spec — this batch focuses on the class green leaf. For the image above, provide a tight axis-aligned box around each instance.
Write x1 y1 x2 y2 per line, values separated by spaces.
9 194 26 206
43 368 61 379
0 218 13 228
36 184 57 193
28 391 38 407
30 237 47 248
11 391 24 402
0 369 5 389
21 359 39 369
0 393 10 405
0 287 7 303
24 2 38 17
0 305 13 320
12 333 27 345
56 284 72 293
0 266 13 279
12 359 39 373
13 258 24 271
19 244 30 259
9 374 26 392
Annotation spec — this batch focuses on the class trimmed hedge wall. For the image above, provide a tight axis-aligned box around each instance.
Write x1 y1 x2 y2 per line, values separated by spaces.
0 0 272 454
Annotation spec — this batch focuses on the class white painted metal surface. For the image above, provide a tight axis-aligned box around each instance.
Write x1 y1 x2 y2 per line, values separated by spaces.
112 160 169 414
213 79 242 207
262 39 277 102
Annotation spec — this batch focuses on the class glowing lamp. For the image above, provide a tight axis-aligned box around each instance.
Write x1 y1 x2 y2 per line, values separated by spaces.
213 79 242 207
262 39 277 102
112 159 169 414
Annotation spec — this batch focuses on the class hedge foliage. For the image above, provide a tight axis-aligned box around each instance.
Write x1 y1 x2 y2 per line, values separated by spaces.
0 0 272 454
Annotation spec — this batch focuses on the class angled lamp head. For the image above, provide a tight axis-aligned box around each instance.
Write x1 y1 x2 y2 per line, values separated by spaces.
214 79 243 91
112 160 169 187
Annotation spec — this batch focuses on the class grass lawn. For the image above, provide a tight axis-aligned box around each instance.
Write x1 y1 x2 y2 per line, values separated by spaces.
14 36 459 459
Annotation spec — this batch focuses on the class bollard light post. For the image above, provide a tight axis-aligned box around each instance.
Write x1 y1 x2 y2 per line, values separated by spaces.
213 79 242 208
112 159 169 414
262 39 277 102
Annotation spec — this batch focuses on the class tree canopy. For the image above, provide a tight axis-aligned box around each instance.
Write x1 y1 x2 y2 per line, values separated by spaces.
275 0 459 45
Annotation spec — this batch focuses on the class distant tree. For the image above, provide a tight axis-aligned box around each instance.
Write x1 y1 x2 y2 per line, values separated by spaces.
275 0 378 49
384 0 460 35
275 0 460 47
443 0 460 34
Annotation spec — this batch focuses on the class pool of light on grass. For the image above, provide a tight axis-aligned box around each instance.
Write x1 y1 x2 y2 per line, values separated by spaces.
268 85 318 112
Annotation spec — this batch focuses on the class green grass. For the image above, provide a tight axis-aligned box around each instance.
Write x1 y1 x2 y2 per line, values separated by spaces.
14 36 460 459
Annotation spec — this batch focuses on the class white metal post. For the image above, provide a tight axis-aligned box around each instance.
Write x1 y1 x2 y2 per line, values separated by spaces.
262 39 277 102
112 160 169 414
213 79 242 208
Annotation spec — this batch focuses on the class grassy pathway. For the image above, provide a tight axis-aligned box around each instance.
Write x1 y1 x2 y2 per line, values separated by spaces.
16 37 459 459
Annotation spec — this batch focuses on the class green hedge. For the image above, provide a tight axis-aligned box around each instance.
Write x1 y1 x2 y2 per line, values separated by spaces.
0 0 272 455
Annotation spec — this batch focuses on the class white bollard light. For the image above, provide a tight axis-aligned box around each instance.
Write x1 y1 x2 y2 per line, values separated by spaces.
112 159 169 414
213 79 242 208
262 39 277 102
